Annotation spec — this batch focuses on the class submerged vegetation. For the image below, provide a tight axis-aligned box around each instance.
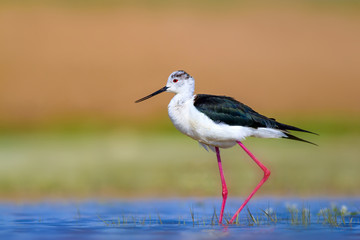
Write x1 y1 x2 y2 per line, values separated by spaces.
97 203 360 228
1 199 358 239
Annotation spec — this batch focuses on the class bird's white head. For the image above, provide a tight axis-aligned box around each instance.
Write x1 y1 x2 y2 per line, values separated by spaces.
135 70 194 103
166 70 195 95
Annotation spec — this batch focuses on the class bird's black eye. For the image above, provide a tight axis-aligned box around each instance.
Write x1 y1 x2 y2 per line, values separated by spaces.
173 79 178 83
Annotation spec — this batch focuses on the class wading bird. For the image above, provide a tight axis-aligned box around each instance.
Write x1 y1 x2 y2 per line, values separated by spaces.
135 70 316 224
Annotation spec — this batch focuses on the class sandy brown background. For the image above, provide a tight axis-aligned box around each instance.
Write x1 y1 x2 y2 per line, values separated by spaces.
1 4 359 125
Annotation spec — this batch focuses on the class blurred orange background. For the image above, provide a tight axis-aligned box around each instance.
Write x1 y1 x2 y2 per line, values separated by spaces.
1 2 359 127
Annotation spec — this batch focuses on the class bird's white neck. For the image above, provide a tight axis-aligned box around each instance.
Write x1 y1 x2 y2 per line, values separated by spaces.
170 90 194 105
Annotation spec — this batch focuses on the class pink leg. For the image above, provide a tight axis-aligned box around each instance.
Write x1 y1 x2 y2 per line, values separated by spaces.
229 141 271 224
215 147 228 224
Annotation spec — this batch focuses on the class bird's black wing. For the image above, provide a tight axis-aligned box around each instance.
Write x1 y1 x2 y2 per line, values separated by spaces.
194 94 277 129
193 94 316 135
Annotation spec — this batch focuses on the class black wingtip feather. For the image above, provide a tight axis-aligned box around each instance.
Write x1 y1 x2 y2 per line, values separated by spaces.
284 133 318 146
277 123 318 135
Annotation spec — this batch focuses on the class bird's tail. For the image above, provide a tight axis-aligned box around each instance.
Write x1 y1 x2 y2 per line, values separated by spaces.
283 132 318 146
277 122 318 135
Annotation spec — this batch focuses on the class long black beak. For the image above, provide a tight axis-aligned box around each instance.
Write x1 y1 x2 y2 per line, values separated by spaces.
135 86 168 103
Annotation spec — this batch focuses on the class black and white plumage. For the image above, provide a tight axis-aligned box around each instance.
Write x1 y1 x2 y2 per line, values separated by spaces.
193 94 317 146
136 70 316 150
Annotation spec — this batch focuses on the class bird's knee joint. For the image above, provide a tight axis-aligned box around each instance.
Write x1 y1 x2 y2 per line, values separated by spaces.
264 169 271 178
222 189 228 198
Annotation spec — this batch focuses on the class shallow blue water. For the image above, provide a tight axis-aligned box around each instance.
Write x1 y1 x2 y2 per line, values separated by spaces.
0 198 359 240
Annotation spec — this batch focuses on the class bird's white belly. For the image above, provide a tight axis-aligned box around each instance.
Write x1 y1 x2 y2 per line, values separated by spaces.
168 98 253 149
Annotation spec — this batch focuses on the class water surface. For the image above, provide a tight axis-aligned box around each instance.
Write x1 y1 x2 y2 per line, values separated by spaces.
0 198 359 240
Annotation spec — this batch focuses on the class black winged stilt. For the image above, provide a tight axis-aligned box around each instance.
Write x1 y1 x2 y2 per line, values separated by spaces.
135 70 317 224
